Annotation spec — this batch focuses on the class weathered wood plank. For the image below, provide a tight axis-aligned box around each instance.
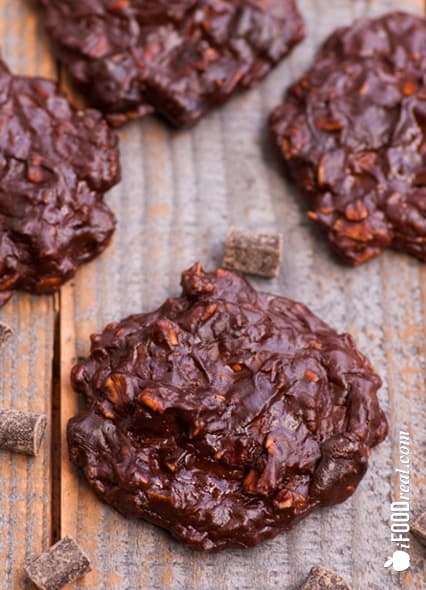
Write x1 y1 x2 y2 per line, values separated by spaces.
0 295 55 590
0 3 57 589
380 255 426 590
58 1 425 589
0 2 58 588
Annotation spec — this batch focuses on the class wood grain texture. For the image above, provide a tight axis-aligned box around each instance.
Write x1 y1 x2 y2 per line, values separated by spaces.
0 0 422 589
57 0 426 588
0 2 57 589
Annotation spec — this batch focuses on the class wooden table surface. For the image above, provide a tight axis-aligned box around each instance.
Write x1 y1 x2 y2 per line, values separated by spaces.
0 1 425 589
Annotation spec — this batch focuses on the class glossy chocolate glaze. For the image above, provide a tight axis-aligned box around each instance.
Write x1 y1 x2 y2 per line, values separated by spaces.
271 12 426 265
39 0 305 127
0 59 120 305
68 264 387 550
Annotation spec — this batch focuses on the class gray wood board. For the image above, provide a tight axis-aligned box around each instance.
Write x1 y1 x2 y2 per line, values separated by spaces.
0 0 424 589
59 1 426 589
0 1 56 588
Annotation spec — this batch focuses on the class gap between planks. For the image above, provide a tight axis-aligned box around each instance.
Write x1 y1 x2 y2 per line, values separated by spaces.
57 283 80 544
50 291 61 545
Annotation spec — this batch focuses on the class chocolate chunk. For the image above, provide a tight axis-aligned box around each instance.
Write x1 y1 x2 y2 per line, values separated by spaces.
0 408 47 456
0 322 13 351
25 536 91 590
412 511 426 546
223 227 283 277
39 0 305 127
0 58 120 305
301 567 352 590
270 12 426 265
67 263 387 551
309 434 370 506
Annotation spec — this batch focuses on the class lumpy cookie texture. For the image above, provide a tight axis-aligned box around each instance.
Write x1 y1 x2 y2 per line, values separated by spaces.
39 0 305 127
270 12 426 265
68 263 387 550
0 59 120 305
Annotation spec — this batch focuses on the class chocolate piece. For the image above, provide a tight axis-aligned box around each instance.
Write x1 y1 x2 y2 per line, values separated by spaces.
0 58 120 305
25 536 91 590
0 408 47 456
301 567 352 590
67 263 387 551
412 511 426 546
270 12 426 265
223 227 283 277
0 322 13 350
39 0 305 127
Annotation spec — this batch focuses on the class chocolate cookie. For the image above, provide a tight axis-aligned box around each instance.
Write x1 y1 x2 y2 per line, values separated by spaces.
0 59 120 305
270 12 426 265
39 0 305 127
68 263 387 551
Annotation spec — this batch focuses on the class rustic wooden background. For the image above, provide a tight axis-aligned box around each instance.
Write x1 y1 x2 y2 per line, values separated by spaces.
0 0 425 588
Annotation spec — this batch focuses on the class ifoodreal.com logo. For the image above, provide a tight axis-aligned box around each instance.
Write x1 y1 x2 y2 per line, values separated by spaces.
384 430 411 572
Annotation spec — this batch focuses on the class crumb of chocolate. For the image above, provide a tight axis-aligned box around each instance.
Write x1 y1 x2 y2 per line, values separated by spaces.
223 227 283 277
0 408 47 456
25 536 91 590
301 566 352 590
412 511 426 546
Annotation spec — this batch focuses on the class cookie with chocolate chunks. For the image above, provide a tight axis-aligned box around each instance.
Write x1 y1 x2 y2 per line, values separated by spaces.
68 263 387 551
39 0 305 127
270 12 426 265
0 58 120 304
